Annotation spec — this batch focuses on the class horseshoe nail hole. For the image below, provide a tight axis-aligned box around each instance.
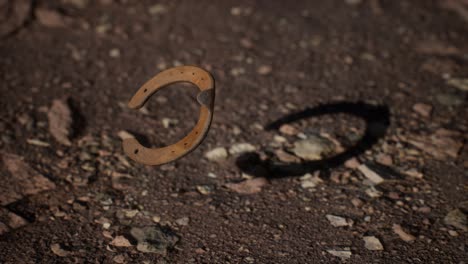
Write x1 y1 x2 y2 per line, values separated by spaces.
201 78 205 81
184 142 188 146
171 151 175 153
192 72 195 75
195 131 198 135
134 149 139 154
180 71 184 74
144 89 147 93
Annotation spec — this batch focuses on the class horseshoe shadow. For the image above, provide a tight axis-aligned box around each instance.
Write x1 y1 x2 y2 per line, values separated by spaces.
236 101 391 179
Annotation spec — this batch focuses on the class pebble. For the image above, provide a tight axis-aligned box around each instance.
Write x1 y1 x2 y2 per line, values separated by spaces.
344 157 360 169
300 173 323 189
351 198 363 207
279 124 298 135
412 103 432 117
327 249 352 260
326 214 352 227
204 147 228 161
447 78 468 91
291 135 334 160
392 224 416 242
229 143 256 155
436 93 463 106
225 177 268 194
35 8 66 28
365 186 383 198
275 149 300 163
110 236 132 247
109 48 120 58
358 164 384 185
51 243 71 257
148 4 168 15
162 118 178 128
257 65 272 75
117 130 135 140
130 226 179 255
444 209 467 231
175 217 190 226
48 99 74 146
363 236 383 251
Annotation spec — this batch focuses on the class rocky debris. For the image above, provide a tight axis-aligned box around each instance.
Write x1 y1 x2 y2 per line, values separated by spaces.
47 99 74 146
300 172 323 189
358 164 384 185
129 226 179 255
412 103 432 117
110 236 132 247
392 224 416 242
229 143 256 155
447 78 468 92
363 236 383 251
175 217 190 226
204 147 228 162
291 135 334 160
35 8 67 28
444 209 467 231
327 249 352 260
0 0 31 37
50 243 72 257
326 214 352 227
404 129 463 160
225 177 268 194
0 153 56 205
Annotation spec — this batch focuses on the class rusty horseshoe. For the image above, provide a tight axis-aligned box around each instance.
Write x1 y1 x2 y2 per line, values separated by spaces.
122 66 215 165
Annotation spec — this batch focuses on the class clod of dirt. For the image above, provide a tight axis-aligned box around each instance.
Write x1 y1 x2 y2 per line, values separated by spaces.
0 153 56 205
225 177 268 195
0 0 31 37
392 224 416 242
129 226 179 255
291 135 334 160
363 236 384 251
444 209 467 231
47 99 74 146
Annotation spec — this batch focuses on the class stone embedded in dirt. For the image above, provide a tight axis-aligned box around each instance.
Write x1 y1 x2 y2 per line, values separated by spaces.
444 209 467 231
196 185 211 195
35 8 67 28
47 99 74 146
326 214 352 227
279 124 298 135
50 243 72 257
327 249 352 260
392 224 416 242
447 78 468 91
412 103 432 117
26 138 50 147
129 226 179 255
0 0 32 37
257 65 272 75
363 236 383 251
404 169 424 179
110 236 132 247
204 147 228 161
0 153 56 206
229 143 256 155
291 135 334 161
358 164 384 185
175 217 190 226
117 130 135 140
225 177 268 195
405 130 463 160
300 173 323 189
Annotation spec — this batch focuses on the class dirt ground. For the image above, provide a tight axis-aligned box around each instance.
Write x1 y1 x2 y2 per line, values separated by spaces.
1 0 467 263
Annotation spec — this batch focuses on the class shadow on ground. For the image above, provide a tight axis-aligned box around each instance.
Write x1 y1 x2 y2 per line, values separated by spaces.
236 101 391 179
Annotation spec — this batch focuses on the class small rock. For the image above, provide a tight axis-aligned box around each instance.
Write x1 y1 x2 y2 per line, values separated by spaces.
365 186 383 198
196 185 211 195
123 209 139 218
109 48 120 58
358 164 384 185
448 230 459 237
225 177 268 195
412 103 432 117
275 149 300 163
376 154 393 166
344 157 360 169
327 249 352 260
447 78 468 92
175 217 189 226
47 99 74 146
326 214 352 227
129 226 179 255
436 93 463 106
229 143 256 155
113 255 126 264
148 4 167 15
279 124 298 135
363 236 383 251
257 65 272 75
51 243 71 257
444 209 467 231
26 139 50 147
392 224 416 242
162 118 178 128
300 173 323 189
6 211 28 229
36 8 66 27
204 147 228 161
110 236 132 247
351 198 363 207
291 135 334 160
117 130 135 140
0 222 9 235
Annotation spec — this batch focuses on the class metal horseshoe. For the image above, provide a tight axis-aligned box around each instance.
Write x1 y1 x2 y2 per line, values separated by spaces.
122 66 215 165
